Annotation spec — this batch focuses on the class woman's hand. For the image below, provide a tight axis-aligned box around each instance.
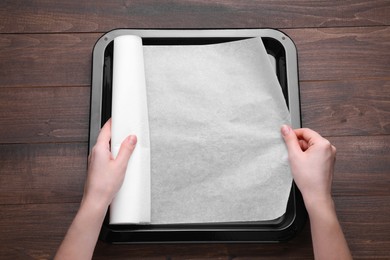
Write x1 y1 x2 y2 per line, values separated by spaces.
83 119 137 209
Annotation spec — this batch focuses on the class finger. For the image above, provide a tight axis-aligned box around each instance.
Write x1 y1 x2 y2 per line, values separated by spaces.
298 139 309 151
96 118 112 147
281 125 303 156
115 135 137 169
294 128 325 147
331 144 337 154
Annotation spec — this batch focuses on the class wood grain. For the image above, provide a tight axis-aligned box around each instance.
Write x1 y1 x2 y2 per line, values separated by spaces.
0 86 90 143
0 79 388 145
0 0 389 33
0 203 77 259
284 26 390 81
300 79 390 136
0 0 389 259
0 27 389 88
330 136 390 197
0 34 99 87
335 196 390 259
0 143 87 205
0 135 388 211
0 196 388 259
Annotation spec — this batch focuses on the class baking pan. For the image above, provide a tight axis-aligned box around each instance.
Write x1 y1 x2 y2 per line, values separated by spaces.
89 29 305 243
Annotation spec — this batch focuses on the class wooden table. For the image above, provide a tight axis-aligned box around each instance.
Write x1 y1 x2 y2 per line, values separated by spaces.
0 1 389 259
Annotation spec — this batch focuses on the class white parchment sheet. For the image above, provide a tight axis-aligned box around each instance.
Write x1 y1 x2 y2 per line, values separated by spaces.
111 36 292 224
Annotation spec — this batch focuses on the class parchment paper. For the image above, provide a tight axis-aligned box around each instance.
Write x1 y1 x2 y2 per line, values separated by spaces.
110 35 151 224
143 37 292 224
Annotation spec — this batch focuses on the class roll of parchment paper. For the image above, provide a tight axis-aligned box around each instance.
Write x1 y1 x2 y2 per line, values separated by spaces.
110 35 151 224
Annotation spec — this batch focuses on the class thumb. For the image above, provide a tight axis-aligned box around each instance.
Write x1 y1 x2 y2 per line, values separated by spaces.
115 135 137 168
281 125 302 157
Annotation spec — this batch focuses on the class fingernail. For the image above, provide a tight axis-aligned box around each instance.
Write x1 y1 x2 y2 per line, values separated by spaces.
128 135 137 146
281 125 290 136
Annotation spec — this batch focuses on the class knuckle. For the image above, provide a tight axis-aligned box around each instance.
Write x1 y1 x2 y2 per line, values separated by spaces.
91 146 98 156
319 139 332 149
91 144 105 159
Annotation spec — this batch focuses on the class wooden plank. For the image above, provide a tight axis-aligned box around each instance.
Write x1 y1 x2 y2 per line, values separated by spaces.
0 203 77 259
0 1 389 33
335 196 390 225
335 196 390 259
228 195 390 259
0 1 388 259
94 242 232 260
0 86 90 143
0 79 388 145
0 27 389 88
0 136 388 206
0 143 87 205
330 136 390 197
284 26 390 81
300 79 390 136
0 33 99 87
0 196 387 259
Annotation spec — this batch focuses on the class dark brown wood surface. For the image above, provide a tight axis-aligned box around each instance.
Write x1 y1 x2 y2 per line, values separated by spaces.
0 1 389 259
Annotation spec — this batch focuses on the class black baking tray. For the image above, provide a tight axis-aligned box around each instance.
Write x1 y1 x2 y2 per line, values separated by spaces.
89 29 306 243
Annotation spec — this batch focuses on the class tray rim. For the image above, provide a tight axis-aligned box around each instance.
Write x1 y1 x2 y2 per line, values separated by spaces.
89 28 305 243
